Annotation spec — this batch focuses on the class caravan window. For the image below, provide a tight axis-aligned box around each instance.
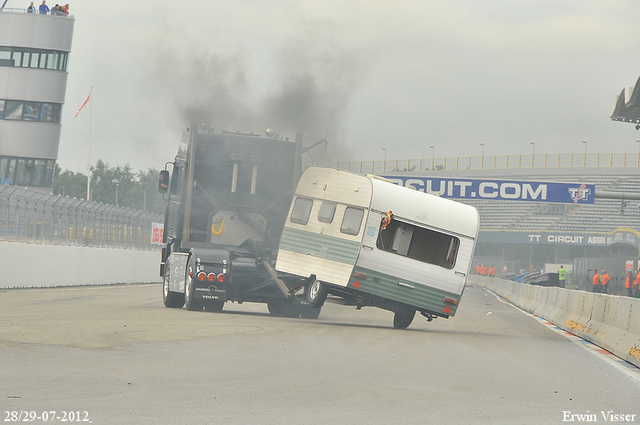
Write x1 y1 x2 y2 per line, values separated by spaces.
340 207 364 236
290 197 313 225
318 202 336 223
376 218 460 269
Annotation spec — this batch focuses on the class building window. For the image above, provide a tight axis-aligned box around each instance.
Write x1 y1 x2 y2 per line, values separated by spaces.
0 99 61 124
24 103 41 121
0 156 54 187
41 103 61 123
0 46 68 71
4 101 23 120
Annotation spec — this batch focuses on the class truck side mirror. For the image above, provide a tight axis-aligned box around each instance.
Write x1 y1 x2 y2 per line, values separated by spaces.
158 170 170 193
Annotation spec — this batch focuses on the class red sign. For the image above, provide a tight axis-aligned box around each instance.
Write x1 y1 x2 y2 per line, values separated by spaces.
151 222 164 245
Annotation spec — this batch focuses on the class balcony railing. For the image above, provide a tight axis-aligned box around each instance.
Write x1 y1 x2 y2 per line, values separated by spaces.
0 7 72 17
337 153 640 175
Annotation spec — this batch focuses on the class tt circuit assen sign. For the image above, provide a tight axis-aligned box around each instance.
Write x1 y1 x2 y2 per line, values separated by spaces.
478 229 640 248
382 176 595 204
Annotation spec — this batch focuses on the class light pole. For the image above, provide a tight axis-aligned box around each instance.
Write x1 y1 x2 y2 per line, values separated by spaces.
637 139 640 155
583 140 587 166
430 144 435 170
480 142 484 168
531 140 535 167
382 147 386 173
115 183 119 207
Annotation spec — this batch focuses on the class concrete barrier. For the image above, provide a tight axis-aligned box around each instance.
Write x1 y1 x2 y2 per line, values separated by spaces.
469 275 640 369
561 291 593 340
0 241 161 289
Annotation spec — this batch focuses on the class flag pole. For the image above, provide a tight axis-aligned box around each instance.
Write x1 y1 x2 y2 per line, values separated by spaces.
86 87 92 201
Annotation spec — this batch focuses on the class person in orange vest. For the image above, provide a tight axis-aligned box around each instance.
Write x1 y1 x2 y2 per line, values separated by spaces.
482 264 489 276
592 270 601 293
489 265 496 277
625 270 635 298
601 269 610 294
634 268 640 298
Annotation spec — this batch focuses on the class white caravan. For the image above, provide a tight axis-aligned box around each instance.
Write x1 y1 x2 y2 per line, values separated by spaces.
276 167 479 329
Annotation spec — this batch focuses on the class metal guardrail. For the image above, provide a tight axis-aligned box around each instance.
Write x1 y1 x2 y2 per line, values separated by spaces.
0 185 163 250
337 153 640 174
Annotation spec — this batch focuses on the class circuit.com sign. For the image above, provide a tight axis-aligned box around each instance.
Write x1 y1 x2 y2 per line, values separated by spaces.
383 176 595 204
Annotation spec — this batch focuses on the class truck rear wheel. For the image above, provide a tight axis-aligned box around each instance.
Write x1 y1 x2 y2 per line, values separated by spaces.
163 261 184 308
393 306 416 329
184 256 201 311
307 279 328 308
204 299 225 313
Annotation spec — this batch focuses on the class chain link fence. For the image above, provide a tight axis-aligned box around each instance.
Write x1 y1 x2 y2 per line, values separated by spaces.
0 185 164 250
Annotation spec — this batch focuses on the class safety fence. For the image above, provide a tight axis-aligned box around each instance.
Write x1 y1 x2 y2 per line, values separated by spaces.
338 152 640 174
0 185 163 250
471 275 640 369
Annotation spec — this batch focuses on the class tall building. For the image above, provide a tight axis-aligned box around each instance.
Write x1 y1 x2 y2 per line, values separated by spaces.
0 6 74 188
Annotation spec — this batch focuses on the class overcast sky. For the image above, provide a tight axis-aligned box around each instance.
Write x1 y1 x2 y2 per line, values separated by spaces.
51 0 640 173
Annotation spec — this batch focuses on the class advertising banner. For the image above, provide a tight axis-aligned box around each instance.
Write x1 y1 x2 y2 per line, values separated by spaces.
382 176 595 204
478 229 640 247
151 222 164 245
626 260 634 272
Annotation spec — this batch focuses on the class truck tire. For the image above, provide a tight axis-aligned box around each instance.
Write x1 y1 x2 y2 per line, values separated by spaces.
299 305 321 319
307 279 328 308
163 260 184 308
184 256 201 311
204 299 225 313
393 306 416 329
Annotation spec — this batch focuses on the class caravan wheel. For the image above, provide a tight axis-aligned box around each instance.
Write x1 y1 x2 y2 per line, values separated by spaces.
307 280 328 308
393 307 416 329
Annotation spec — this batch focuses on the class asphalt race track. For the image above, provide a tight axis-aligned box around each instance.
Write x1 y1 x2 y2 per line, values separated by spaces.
1 284 638 424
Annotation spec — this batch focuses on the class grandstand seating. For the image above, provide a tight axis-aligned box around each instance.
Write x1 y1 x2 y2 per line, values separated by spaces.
455 171 639 234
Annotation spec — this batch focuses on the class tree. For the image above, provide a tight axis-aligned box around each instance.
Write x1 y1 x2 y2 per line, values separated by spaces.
53 160 166 214
52 163 87 199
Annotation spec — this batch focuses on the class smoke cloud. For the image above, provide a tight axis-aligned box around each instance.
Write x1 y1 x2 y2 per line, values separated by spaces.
143 19 367 164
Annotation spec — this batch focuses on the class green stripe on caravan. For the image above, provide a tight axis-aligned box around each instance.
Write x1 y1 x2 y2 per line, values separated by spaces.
279 227 360 265
350 266 461 315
